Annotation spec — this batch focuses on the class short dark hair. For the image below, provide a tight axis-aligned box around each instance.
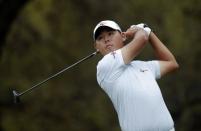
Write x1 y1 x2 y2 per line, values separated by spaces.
94 26 115 40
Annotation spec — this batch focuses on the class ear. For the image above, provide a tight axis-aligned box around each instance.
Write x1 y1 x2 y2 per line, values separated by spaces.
121 32 127 42
94 42 99 52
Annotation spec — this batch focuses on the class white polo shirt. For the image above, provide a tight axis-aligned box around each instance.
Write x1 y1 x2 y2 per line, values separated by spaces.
96 49 174 131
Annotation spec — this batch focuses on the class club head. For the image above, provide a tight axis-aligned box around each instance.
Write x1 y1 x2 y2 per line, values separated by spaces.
13 90 20 104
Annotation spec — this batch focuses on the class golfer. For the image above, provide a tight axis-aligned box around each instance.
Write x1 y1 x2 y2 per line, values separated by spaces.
93 20 179 131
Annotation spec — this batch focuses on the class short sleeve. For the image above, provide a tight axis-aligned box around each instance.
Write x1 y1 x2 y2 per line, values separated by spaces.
145 60 161 79
96 49 125 86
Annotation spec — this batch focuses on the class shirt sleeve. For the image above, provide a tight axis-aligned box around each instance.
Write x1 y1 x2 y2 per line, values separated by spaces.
145 60 161 79
96 49 125 86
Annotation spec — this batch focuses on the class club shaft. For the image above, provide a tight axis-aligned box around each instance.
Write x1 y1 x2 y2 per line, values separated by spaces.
18 51 98 97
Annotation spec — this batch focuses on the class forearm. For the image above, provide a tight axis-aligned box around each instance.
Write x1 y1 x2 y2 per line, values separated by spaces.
149 32 176 62
122 29 148 64
149 32 179 76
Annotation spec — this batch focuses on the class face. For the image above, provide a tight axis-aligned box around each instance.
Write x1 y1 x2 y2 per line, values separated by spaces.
94 28 126 56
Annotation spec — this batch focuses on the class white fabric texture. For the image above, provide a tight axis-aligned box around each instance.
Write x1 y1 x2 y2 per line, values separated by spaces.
97 49 174 131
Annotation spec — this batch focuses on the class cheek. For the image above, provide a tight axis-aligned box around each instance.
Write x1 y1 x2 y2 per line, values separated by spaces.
95 42 104 50
95 43 107 55
113 37 124 48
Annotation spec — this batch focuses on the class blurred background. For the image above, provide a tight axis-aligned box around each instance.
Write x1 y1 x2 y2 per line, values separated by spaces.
0 0 200 130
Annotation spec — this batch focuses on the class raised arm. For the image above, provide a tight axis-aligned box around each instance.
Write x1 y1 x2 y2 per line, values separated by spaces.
149 32 179 77
121 27 148 64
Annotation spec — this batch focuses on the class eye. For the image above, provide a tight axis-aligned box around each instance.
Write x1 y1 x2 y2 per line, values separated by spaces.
97 36 103 41
108 31 114 36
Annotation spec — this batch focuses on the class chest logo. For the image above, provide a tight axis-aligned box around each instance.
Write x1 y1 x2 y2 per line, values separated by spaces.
140 69 148 72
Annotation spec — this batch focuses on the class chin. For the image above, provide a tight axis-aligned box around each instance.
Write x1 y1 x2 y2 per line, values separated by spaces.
102 51 110 56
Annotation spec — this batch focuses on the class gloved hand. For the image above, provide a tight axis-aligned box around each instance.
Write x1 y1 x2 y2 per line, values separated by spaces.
130 23 151 36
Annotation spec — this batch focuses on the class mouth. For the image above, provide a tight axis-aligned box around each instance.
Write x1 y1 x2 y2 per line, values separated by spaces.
106 45 113 50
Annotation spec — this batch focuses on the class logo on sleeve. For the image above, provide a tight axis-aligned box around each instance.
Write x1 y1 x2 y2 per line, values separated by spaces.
111 51 116 58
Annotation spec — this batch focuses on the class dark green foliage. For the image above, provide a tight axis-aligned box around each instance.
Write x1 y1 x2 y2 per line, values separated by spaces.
0 0 200 130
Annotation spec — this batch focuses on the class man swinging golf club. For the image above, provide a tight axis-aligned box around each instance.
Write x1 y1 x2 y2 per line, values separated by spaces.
93 20 179 131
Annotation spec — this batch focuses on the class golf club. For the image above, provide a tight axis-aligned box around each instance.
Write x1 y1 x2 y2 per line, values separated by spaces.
12 51 99 104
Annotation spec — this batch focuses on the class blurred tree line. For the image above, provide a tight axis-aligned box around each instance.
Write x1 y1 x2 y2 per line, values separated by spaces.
0 0 200 130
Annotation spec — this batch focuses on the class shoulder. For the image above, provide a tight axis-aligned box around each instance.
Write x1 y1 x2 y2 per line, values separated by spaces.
97 49 124 70
96 49 125 85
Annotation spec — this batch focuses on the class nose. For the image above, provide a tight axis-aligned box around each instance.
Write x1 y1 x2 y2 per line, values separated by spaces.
103 36 110 43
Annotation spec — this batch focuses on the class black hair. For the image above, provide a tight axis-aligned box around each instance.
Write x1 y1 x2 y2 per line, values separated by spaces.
94 26 115 40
